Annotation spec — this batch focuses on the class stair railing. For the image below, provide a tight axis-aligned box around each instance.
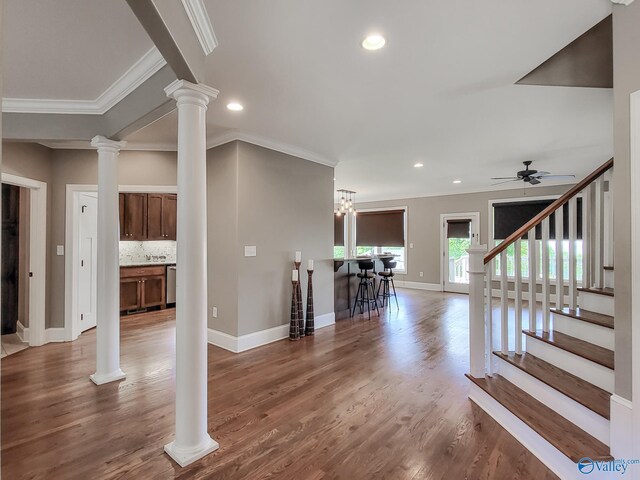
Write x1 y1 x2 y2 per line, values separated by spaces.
467 158 613 378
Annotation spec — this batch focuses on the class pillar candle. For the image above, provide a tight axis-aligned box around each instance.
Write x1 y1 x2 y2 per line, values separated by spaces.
295 251 302 263
308 259 314 271
292 269 298 282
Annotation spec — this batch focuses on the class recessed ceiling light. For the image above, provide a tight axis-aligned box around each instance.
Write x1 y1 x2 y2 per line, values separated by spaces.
361 34 386 51
453 180 462 184
227 102 243 111
414 162 424 168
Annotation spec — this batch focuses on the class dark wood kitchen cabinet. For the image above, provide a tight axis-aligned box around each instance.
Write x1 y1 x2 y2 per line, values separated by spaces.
147 194 177 240
119 193 147 240
120 265 166 313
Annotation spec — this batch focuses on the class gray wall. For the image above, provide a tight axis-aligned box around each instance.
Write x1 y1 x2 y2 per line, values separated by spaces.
358 184 571 285
207 141 335 337
612 2 640 401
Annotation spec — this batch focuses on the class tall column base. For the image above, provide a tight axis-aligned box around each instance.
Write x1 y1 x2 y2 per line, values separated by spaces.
164 436 219 467
89 369 126 385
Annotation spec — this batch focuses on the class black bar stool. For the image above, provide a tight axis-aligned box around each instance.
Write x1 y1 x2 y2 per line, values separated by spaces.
377 257 399 309
351 259 379 320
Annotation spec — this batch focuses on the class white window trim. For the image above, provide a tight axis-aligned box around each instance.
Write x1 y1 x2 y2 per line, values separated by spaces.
353 206 408 275
488 194 584 285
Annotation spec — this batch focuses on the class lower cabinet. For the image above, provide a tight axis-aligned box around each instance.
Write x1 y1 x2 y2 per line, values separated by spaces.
120 265 166 314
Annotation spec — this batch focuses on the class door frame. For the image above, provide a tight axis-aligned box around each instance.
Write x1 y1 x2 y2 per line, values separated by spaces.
64 184 177 341
440 212 480 293
1 173 47 346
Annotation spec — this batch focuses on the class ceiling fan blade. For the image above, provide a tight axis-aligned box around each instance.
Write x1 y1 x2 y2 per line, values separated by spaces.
529 171 551 177
537 174 576 180
491 179 521 186
490 177 519 180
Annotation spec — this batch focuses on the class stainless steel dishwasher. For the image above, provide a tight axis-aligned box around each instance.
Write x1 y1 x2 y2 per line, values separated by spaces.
166 265 177 305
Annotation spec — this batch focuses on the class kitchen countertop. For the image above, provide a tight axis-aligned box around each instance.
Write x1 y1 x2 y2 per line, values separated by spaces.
120 262 176 268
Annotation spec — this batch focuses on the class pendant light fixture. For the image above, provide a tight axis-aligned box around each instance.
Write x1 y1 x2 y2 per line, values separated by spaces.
335 189 356 216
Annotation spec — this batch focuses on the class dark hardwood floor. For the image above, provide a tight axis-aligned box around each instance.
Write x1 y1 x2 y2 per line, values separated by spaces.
1 290 558 480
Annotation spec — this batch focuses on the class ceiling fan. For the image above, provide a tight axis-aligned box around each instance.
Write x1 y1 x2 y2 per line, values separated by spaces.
491 161 575 186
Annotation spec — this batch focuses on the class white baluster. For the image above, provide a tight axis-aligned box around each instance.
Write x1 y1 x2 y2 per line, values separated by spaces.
568 197 578 309
528 229 537 333
486 261 493 375
594 176 605 289
555 207 564 310
582 185 592 288
500 250 509 354
514 239 523 355
541 218 551 332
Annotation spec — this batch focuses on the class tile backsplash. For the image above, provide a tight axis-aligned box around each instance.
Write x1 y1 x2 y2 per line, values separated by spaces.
120 241 177 265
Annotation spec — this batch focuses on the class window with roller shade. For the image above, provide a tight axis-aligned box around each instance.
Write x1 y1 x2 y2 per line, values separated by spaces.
491 198 584 282
355 209 406 272
334 214 345 258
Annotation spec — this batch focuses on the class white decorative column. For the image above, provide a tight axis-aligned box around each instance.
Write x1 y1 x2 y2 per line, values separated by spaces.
90 136 126 385
163 80 220 467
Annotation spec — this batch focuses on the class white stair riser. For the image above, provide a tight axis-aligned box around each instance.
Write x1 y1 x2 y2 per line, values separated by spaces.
468 383 582 480
604 269 614 289
525 336 614 393
495 356 609 445
552 314 614 350
579 291 614 317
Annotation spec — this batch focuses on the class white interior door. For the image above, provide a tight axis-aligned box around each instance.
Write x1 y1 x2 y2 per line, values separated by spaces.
78 193 98 332
442 213 480 294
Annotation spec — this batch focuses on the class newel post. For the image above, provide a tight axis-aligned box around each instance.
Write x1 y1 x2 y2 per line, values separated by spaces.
467 245 488 378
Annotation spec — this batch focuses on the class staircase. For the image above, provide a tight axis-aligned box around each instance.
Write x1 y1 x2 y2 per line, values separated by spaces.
466 159 621 479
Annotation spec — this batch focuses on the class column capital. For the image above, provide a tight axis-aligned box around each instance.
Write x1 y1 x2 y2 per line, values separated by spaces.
91 135 126 153
165 79 219 107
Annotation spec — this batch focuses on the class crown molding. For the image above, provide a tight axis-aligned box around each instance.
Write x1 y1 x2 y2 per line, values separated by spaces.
611 0 635 4
2 47 166 115
38 140 178 152
181 0 218 55
206 130 339 167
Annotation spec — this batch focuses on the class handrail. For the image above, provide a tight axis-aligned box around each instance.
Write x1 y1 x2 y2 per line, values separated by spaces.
484 158 613 264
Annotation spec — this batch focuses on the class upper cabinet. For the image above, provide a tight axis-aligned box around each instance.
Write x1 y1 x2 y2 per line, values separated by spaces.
120 193 176 241
147 194 177 240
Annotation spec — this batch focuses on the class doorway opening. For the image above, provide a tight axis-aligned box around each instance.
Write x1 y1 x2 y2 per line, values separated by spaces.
1 173 47 350
441 212 480 294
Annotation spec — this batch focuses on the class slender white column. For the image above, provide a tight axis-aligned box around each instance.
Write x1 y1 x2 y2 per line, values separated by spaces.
164 79 220 468
90 136 126 385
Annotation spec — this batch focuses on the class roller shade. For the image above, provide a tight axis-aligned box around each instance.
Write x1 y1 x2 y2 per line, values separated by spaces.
356 210 405 247
334 214 345 246
447 219 471 239
493 199 582 240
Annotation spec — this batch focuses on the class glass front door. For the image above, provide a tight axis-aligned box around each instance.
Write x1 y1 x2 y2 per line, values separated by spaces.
443 215 479 293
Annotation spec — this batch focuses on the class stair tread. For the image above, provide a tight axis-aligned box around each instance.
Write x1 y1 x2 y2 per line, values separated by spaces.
466 373 612 462
577 286 614 297
550 307 614 329
493 351 611 419
523 329 614 370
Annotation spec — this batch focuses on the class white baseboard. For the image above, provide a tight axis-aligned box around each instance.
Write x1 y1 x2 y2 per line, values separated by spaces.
394 280 442 291
469 382 580 480
208 312 336 353
16 321 29 343
45 328 68 343
610 394 633 459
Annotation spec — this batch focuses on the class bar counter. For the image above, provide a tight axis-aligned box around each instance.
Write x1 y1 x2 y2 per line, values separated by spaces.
333 256 390 319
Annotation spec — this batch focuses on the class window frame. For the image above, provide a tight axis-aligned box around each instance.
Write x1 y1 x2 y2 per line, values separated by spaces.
354 206 408 274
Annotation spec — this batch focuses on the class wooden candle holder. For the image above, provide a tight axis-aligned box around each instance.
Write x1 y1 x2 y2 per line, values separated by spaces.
289 280 300 341
294 261 305 337
305 269 315 335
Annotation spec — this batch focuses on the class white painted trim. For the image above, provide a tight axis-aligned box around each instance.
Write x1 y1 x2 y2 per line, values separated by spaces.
207 312 336 353
181 0 218 55
494 354 610 445
468 383 580 480
394 280 442 292
440 212 480 293
65 184 178 342
38 140 180 152
16 321 29 343
552 312 614 350
610 394 633 459
207 130 339 167
631 89 640 466
1 173 47 347
2 47 166 114
45 328 68 343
